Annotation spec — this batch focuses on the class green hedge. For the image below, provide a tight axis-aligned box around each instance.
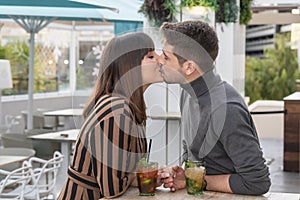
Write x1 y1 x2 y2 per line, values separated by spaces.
245 33 300 104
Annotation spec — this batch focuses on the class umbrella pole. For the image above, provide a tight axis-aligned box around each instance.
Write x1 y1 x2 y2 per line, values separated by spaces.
27 32 34 130
70 21 76 92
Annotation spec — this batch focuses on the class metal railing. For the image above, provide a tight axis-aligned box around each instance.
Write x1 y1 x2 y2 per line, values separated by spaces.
250 110 286 115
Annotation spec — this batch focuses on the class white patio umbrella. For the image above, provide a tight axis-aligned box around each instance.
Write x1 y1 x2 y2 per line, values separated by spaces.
0 2 123 130
0 0 118 11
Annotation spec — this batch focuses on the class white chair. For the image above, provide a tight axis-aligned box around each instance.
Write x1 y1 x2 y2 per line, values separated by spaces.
0 160 32 200
23 151 64 200
0 115 21 134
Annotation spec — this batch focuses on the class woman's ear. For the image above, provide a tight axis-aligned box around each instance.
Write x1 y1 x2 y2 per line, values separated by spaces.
182 60 197 76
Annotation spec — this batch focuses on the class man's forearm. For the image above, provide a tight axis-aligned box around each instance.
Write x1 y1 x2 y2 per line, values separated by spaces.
205 174 233 193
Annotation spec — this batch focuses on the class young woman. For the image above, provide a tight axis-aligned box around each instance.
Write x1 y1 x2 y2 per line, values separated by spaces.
58 32 162 199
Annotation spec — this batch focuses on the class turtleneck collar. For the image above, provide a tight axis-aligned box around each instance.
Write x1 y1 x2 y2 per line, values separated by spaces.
180 69 222 98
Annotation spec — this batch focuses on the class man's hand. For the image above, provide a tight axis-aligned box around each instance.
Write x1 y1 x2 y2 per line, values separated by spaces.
159 165 186 192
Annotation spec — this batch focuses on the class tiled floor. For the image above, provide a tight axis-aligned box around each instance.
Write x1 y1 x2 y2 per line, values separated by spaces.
260 138 300 193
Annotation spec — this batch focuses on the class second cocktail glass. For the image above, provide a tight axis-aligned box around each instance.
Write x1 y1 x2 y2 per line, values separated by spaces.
184 160 206 195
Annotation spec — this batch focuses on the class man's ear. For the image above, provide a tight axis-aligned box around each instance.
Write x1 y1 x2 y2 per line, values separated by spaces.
182 60 197 76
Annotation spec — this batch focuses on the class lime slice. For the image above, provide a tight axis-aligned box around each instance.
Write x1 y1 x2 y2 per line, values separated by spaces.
142 179 152 184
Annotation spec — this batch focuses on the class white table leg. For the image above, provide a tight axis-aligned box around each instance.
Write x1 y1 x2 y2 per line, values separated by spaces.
55 141 71 195
63 117 76 129
61 142 70 173
63 116 83 129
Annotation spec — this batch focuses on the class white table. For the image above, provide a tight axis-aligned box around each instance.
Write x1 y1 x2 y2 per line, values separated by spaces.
112 186 300 200
28 129 79 174
0 155 29 167
43 109 83 129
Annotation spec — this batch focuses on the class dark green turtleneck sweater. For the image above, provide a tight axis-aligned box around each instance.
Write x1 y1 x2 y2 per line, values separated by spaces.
180 69 270 195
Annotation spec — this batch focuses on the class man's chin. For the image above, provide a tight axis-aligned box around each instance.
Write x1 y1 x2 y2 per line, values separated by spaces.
163 78 178 84
162 74 185 84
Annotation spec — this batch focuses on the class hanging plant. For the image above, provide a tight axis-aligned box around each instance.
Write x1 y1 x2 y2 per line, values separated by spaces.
140 0 252 26
180 0 218 10
240 0 252 25
180 0 218 24
139 0 177 27
216 0 238 24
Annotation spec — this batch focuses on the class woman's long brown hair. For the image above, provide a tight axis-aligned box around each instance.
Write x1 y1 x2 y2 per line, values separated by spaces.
83 32 155 125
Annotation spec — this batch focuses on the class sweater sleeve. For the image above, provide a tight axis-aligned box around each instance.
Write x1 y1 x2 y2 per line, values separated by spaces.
219 103 271 195
90 114 144 198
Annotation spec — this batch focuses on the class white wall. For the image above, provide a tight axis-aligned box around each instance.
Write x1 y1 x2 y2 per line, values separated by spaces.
144 83 181 166
216 23 246 96
248 100 284 139
144 84 167 165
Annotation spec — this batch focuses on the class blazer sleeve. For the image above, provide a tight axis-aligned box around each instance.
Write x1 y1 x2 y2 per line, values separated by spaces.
89 113 142 198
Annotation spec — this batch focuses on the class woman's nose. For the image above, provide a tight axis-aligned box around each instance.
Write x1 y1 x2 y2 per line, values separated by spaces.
152 53 160 64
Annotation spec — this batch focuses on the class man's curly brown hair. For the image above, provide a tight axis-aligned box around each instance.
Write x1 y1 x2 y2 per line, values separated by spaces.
160 21 219 72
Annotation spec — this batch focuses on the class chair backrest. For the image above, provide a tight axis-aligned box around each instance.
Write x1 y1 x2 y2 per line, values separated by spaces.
22 112 45 130
36 109 58 130
0 160 32 199
28 151 64 198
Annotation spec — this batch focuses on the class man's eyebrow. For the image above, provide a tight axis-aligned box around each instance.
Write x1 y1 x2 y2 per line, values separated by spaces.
162 50 168 57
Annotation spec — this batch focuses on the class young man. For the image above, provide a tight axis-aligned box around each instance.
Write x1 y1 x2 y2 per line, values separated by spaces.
158 21 271 195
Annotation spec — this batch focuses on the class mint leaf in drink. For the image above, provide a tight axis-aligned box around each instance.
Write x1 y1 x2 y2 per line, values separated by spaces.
139 157 148 166
185 160 196 168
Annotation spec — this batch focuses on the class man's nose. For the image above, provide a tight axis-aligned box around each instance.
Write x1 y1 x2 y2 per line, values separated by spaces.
157 55 165 65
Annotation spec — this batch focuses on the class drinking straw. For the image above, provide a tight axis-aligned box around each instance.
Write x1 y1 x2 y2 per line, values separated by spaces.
147 139 152 162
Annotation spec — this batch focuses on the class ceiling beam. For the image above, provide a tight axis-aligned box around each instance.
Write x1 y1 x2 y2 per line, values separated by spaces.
251 5 298 12
249 12 300 25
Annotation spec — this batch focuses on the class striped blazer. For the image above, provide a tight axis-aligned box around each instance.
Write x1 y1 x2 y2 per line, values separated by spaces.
58 95 147 199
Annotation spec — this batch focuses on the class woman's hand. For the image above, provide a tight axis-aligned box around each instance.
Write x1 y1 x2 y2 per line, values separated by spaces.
157 166 173 187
